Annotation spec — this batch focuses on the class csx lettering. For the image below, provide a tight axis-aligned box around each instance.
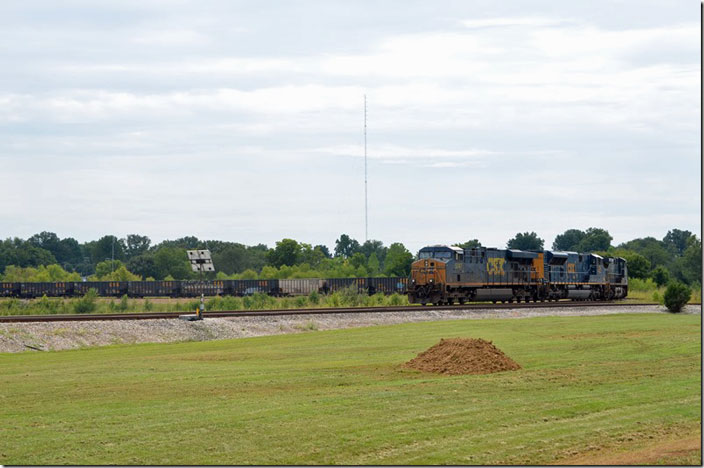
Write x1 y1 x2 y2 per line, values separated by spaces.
487 258 505 275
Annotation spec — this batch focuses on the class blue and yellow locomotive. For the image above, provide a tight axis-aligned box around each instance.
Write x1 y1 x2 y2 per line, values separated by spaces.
408 245 628 305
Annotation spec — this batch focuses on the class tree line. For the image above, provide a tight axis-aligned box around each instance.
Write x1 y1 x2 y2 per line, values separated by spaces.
0 228 700 287
0 233 414 282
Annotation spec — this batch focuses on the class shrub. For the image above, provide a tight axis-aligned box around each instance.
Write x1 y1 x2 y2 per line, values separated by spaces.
143 298 153 312
73 289 98 314
663 282 691 313
338 285 365 306
117 294 129 312
628 278 657 292
651 291 664 305
388 293 404 306
308 290 320 305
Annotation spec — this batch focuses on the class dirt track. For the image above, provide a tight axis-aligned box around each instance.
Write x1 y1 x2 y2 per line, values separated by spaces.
555 430 701 465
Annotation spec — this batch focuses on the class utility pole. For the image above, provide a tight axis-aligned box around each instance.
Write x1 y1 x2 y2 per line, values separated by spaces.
364 94 368 242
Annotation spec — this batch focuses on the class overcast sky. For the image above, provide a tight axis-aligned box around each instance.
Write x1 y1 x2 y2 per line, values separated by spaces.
0 0 700 254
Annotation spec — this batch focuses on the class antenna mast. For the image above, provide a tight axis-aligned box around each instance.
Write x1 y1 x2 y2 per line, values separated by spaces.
364 94 368 242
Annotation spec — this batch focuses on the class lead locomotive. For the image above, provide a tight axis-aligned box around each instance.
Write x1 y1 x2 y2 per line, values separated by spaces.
408 245 628 305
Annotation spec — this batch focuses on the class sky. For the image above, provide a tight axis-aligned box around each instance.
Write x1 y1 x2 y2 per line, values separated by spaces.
0 0 700 254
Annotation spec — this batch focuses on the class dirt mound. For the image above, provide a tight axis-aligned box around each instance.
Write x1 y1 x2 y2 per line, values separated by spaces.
404 338 521 375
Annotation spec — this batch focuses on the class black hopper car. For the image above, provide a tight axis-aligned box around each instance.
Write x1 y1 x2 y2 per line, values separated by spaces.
0 277 410 299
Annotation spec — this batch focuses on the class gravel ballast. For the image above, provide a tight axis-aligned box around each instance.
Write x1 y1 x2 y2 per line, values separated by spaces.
0 304 695 353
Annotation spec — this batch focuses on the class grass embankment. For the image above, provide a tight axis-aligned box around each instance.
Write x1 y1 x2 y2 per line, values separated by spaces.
625 278 701 305
0 289 411 316
0 313 700 465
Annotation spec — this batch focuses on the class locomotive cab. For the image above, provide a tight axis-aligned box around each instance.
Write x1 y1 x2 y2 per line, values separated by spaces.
409 245 462 304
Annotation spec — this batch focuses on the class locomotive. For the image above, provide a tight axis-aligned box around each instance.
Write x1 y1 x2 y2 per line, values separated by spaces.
408 245 627 305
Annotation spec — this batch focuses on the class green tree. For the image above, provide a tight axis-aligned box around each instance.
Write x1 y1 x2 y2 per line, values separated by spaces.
154 247 192 279
334 234 361 258
619 237 669 269
0 238 57 271
267 239 302 268
27 231 77 267
124 234 151 259
507 232 544 250
239 268 258 279
299 243 326 268
610 249 650 279
87 235 126 265
126 254 158 280
213 244 249 274
367 252 380 275
663 229 693 255
314 244 332 259
94 260 126 278
155 236 202 250
27 232 84 271
672 236 702 285
384 243 413 276
58 237 84 271
577 228 612 252
359 240 388 265
349 252 368 270
455 239 482 249
651 265 671 287
552 229 585 251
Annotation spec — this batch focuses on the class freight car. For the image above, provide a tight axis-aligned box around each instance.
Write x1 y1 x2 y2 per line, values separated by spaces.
407 245 627 305
0 277 409 299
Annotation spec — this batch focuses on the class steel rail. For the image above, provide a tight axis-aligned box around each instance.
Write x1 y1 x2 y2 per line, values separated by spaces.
0 301 658 323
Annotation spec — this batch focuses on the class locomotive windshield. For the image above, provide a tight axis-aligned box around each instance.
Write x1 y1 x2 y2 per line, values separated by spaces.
419 251 452 259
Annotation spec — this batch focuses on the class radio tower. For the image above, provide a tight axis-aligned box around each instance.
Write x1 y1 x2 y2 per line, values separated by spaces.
364 94 368 242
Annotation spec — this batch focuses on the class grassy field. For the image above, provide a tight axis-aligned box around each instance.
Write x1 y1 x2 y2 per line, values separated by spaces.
0 313 700 464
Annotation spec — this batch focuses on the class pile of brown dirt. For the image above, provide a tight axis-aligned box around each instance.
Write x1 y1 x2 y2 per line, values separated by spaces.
404 337 521 375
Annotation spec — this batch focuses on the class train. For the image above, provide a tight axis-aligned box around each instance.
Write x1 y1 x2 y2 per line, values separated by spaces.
407 245 628 305
0 277 409 299
0 246 629 304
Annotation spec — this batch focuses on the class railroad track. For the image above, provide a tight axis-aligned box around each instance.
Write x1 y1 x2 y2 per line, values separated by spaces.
0 301 657 323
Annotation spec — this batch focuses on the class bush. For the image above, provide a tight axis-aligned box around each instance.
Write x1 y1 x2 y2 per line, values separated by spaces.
308 290 320 305
388 293 405 306
117 294 129 312
663 282 691 313
73 289 98 314
651 291 664 305
338 285 365 307
628 278 657 292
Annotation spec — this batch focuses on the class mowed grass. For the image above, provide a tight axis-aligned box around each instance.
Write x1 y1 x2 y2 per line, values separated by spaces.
0 313 700 465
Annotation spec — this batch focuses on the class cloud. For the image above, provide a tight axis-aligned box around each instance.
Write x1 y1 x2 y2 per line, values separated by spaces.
0 4 699 250
460 16 573 29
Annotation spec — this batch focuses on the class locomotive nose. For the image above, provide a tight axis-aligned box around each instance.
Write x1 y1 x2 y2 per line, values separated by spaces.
411 258 446 285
